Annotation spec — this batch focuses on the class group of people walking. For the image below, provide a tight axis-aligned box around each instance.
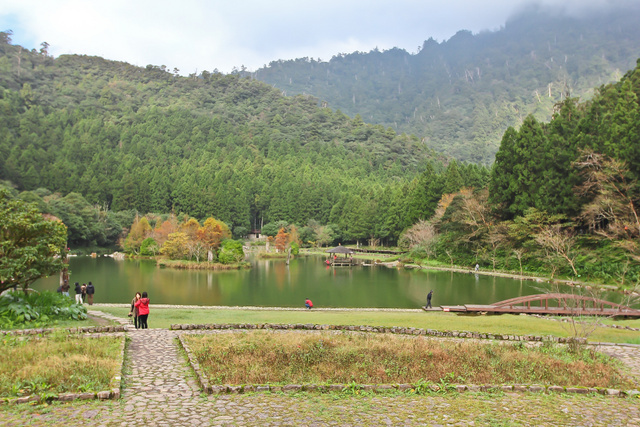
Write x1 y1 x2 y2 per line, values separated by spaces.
129 292 150 329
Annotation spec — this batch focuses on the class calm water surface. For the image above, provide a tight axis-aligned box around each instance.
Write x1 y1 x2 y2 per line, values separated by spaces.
33 256 553 308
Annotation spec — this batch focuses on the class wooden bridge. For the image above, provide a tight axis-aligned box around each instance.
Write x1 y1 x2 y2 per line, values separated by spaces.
437 293 640 318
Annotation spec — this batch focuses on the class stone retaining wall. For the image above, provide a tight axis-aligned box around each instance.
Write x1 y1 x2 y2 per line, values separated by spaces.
1 334 127 405
176 326 637 398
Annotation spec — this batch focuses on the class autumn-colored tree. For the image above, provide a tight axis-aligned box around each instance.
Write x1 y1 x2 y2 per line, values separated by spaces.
398 220 439 258
534 224 578 277
275 227 289 253
433 193 457 221
153 217 177 247
196 217 231 252
124 215 152 254
160 232 189 260
288 224 300 246
574 150 640 261
179 217 201 240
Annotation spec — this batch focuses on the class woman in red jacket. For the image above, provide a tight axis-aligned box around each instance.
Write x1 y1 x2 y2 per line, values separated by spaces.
135 291 150 329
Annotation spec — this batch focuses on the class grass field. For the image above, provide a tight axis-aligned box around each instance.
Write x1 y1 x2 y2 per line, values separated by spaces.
0 333 122 398
184 330 631 388
95 306 640 344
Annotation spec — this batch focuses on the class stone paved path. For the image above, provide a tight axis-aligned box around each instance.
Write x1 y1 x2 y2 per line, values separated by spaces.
2 312 640 425
595 344 640 388
122 329 206 424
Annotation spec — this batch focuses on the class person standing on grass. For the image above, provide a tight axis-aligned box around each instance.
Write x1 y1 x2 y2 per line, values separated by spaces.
129 292 141 329
86 281 95 305
426 290 433 309
135 291 150 329
74 282 83 304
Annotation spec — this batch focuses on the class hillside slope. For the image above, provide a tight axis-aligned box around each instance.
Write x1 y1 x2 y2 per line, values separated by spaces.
250 6 640 164
0 31 447 231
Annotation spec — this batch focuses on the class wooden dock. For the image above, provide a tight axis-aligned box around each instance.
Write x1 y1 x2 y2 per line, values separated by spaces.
434 293 640 318
327 259 357 266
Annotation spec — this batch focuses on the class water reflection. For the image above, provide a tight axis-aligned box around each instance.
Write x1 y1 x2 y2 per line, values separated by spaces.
33 256 573 308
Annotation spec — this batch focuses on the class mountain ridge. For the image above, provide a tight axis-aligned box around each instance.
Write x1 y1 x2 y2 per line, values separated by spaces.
247 5 640 163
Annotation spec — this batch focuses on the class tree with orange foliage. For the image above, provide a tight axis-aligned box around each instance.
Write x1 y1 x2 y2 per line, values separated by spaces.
275 227 289 253
180 217 201 239
196 218 231 250
153 218 177 247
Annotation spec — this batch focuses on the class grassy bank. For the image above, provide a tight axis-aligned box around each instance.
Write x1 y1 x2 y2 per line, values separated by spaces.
184 331 631 388
156 259 250 270
0 333 122 398
95 306 640 344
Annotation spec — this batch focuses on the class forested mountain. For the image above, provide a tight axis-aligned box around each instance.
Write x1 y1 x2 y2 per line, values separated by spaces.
0 31 488 244
420 58 640 285
249 6 640 164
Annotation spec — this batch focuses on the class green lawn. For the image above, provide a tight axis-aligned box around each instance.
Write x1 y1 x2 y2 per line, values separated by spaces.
95 306 640 344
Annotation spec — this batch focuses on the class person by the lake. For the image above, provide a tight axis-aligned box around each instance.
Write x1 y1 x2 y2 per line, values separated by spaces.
305 298 313 309
135 292 150 329
74 282 83 304
475 264 480 272
129 292 141 329
426 290 433 309
86 281 95 305
87 282 96 305
81 283 87 303
61 280 70 297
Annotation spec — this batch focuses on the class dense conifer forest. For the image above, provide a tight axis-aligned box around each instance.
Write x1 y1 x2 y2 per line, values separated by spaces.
0 30 487 249
250 6 640 164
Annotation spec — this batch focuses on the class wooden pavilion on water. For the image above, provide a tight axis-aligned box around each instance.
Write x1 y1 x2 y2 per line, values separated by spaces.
326 245 356 266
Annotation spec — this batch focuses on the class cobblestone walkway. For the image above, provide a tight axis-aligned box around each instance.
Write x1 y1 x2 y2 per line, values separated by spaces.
121 329 208 424
1 313 640 425
595 344 640 388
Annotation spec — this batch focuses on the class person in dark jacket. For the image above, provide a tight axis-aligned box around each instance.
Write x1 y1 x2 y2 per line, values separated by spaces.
61 280 70 297
426 290 433 309
86 281 95 305
74 282 83 304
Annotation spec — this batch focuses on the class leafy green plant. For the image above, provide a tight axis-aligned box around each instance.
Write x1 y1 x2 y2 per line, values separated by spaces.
0 291 87 328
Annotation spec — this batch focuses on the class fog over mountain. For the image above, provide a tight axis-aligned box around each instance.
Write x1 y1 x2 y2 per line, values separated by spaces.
0 0 633 75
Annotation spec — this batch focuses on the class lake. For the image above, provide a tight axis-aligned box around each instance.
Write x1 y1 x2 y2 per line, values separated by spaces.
32 255 555 309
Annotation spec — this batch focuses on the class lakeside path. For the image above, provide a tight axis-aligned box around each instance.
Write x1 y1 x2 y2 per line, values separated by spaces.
1 309 640 426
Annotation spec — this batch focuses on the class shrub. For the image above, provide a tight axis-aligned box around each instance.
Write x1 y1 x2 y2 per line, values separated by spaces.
0 291 87 328
140 237 160 256
290 242 300 256
218 239 245 264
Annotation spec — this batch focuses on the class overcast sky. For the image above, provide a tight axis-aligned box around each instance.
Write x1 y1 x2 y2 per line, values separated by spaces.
0 0 618 75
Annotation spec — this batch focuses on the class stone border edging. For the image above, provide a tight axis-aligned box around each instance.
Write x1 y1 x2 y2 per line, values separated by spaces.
176 328 637 398
170 322 581 344
178 334 213 394
0 325 128 336
1 333 126 405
